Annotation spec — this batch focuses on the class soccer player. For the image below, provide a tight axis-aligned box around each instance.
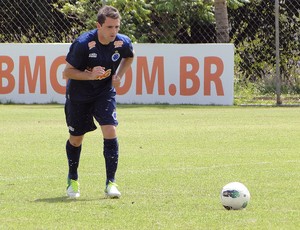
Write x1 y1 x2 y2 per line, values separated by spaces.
63 5 134 198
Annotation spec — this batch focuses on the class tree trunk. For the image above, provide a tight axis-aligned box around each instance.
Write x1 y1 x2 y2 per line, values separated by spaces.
214 0 230 43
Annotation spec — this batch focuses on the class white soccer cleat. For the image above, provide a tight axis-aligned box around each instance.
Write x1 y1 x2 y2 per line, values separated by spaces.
105 181 121 199
66 179 80 198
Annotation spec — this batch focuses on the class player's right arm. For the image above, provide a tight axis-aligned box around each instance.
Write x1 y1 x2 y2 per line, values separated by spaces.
63 62 107 80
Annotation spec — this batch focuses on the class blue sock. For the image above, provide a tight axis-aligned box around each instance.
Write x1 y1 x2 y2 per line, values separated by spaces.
103 138 119 185
66 140 81 180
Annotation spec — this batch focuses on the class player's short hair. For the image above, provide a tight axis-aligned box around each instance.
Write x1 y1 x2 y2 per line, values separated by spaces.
97 5 121 25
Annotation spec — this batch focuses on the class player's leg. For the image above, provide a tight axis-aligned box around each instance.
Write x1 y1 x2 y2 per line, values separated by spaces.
64 100 97 198
101 125 121 198
94 94 121 198
65 135 84 198
66 135 84 181
101 125 118 184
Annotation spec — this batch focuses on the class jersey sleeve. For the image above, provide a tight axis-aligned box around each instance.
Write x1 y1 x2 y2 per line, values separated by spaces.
125 41 134 58
122 36 134 58
66 40 88 71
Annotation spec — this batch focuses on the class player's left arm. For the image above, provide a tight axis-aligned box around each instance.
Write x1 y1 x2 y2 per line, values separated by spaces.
112 51 135 88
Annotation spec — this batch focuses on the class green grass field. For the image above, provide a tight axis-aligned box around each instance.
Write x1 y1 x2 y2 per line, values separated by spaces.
0 104 299 229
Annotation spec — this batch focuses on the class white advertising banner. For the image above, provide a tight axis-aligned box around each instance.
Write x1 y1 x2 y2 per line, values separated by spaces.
0 43 234 105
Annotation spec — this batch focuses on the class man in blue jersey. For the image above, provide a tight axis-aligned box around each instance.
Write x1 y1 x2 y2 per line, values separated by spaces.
63 5 134 198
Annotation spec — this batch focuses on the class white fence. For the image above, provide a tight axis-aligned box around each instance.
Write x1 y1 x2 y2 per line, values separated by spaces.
0 43 234 105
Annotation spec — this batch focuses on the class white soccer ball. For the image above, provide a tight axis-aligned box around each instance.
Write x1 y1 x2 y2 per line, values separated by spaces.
220 182 250 210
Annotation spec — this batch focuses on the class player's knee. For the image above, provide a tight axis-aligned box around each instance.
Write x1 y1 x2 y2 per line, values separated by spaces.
101 125 117 139
69 135 84 147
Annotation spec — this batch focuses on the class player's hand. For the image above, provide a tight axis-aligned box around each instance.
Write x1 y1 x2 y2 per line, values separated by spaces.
112 75 121 88
91 66 111 80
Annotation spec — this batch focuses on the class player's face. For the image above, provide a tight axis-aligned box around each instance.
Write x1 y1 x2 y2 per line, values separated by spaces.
97 17 120 44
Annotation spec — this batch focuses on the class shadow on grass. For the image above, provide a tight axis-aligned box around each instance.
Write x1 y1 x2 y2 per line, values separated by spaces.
34 196 106 203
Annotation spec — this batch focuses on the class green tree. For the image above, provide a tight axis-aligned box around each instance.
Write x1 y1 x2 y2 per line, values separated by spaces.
229 0 300 94
52 0 249 43
0 0 74 42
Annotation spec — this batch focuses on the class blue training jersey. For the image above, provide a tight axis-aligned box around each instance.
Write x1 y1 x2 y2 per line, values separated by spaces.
65 29 134 102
